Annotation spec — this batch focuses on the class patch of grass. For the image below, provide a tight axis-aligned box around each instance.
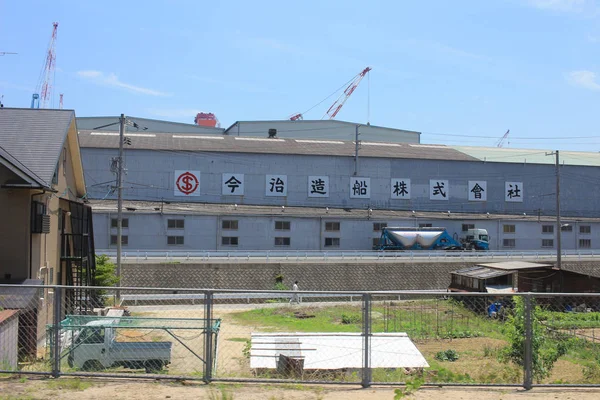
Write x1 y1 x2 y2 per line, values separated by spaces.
0 395 36 400
208 387 234 400
227 337 249 342
45 378 92 391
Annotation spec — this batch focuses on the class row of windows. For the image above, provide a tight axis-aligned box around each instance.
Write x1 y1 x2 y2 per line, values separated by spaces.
503 224 592 234
110 235 342 247
112 218 594 236
501 238 591 248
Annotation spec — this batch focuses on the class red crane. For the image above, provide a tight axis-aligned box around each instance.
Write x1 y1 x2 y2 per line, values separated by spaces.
325 67 371 119
33 22 59 109
289 66 372 121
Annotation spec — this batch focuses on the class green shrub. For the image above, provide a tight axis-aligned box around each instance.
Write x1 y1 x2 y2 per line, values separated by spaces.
341 313 361 325
435 349 459 362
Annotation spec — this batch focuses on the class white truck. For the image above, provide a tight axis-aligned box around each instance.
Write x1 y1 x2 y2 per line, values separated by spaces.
67 319 172 373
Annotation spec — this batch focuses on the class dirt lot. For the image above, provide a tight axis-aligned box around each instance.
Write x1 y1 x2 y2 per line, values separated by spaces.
2 377 600 400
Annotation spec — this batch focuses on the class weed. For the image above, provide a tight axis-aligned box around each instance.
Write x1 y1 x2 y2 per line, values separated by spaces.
394 376 424 399
435 349 459 362
45 378 92 391
227 337 249 342
208 388 234 400
340 312 361 325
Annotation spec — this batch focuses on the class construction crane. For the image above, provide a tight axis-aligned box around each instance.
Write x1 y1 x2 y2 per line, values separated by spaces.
289 66 372 121
59 93 64 109
32 22 59 109
496 129 510 148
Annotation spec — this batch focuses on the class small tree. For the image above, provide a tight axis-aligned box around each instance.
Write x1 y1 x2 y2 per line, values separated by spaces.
501 296 568 382
93 255 119 306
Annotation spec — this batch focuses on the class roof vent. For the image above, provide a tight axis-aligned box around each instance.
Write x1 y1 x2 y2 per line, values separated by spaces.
268 128 277 138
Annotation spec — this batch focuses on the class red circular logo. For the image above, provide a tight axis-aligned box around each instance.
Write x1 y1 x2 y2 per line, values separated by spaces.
176 172 199 195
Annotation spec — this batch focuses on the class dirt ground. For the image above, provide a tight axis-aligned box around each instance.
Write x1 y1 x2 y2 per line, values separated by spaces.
2 377 600 400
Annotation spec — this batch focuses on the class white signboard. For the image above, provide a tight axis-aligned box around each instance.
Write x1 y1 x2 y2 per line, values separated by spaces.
429 180 449 201
222 173 244 195
391 178 411 199
174 170 200 197
468 181 487 202
308 176 329 198
350 177 370 199
505 181 523 202
266 174 287 196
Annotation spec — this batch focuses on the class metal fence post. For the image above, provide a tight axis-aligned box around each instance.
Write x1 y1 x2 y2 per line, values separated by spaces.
204 291 214 384
523 294 533 390
52 286 62 378
362 293 372 388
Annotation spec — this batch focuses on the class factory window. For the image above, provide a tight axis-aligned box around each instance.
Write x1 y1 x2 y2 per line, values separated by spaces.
111 218 129 228
222 236 239 246
542 239 554 248
580 225 591 234
561 225 573 232
324 237 340 247
542 225 554 234
110 235 128 245
502 238 515 248
167 236 184 245
168 219 185 229
419 223 432 228
462 224 475 232
275 221 291 230
373 222 387 231
222 220 238 230
579 239 592 248
325 222 340 231
503 224 515 233
274 237 291 246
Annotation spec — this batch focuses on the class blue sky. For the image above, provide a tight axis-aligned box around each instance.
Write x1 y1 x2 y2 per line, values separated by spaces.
1 0 599 150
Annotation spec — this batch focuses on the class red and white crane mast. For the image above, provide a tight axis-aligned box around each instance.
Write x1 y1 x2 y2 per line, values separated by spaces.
32 22 58 108
325 67 371 120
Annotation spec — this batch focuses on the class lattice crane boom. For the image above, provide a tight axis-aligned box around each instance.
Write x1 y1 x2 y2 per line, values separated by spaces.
33 22 58 109
496 129 510 148
325 67 371 120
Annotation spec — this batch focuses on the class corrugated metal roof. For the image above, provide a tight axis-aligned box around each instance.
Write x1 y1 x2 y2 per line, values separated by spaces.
452 266 513 279
250 332 429 370
0 108 75 187
451 145 600 167
77 130 477 161
88 199 600 222
0 310 19 324
477 261 553 270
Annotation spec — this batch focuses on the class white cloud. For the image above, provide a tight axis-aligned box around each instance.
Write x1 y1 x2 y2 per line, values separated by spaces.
527 0 590 13
567 70 600 90
76 70 170 96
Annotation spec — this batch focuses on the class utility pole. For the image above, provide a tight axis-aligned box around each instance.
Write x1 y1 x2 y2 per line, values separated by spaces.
116 114 125 299
354 124 360 176
555 150 561 271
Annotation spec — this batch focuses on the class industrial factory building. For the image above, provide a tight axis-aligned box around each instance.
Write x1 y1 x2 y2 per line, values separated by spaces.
78 118 600 252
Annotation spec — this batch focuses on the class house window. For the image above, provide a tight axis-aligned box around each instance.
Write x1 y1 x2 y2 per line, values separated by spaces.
324 237 340 247
542 225 554 234
373 222 387 231
111 218 129 228
110 235 128 245
542 239 554 247
503 238 515 248
579 239 592 248
561 225 573 232
167 219 185 229
325 222 340 231
462 224 475 232
580 225 591 234
274 237 291 246
167 236 184 245
222 236 239 246
503 224 515 233
222 220 238 230
419 223 432 228
275 221 291 230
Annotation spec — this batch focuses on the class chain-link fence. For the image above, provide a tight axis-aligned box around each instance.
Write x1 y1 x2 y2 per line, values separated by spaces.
2 284 600 388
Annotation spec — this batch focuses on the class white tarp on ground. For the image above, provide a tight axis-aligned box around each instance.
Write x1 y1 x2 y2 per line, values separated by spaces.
250 332 429 370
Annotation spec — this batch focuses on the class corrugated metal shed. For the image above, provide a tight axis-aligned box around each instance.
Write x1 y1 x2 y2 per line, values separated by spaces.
477 261 553 270
77 131 478 162
250 332 429 370
0 108 75 187
451 266 512 279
